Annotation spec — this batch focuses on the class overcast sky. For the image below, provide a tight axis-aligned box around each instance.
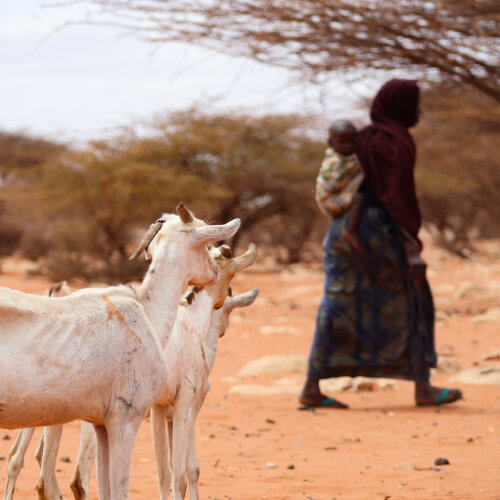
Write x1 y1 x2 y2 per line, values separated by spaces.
0 0 377 143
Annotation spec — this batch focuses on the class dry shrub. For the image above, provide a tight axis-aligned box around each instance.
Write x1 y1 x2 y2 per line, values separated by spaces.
416 88 500 255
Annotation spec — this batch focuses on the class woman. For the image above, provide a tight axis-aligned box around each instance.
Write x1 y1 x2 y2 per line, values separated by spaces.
299 79 462 409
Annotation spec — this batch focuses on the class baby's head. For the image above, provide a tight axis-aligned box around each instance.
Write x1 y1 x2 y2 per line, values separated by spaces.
328 120 357 156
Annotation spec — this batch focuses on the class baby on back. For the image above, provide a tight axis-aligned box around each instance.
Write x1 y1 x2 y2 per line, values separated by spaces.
315 119 365 252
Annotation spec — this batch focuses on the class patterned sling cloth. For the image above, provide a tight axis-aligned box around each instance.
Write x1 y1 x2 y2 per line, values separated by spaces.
307 204 436 381
315 148 364 218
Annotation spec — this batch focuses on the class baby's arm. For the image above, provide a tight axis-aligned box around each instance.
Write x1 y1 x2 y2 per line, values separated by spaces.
343 192 364 252
346 193 364 233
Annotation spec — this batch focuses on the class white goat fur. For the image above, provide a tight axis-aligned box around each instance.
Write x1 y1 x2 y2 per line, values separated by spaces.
3 282 96 500
0 206 240 500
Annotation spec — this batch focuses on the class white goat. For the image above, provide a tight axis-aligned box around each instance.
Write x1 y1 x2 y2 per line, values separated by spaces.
0 203 240 500
151 244 258 500
164 286 259 500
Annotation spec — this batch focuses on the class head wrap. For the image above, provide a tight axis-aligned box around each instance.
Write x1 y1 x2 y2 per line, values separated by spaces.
356 79 422 249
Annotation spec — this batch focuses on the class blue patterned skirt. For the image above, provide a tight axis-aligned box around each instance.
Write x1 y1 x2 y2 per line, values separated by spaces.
308 206 436 381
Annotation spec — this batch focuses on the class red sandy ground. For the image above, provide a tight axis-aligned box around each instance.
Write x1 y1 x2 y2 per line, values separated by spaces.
0 240 499 500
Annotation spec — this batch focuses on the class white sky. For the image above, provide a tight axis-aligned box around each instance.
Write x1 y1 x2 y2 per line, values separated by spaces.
0 0 377 143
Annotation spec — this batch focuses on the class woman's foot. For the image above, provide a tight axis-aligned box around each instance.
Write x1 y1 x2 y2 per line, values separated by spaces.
299 377 348 409
299 397 348 410
415 382 462 407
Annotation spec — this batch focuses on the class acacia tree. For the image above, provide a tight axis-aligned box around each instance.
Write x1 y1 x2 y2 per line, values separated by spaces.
415 88 500 255
73 0 499 100
0 132 67 267
114 110 325 261
0 131 66 181
18 139 230 281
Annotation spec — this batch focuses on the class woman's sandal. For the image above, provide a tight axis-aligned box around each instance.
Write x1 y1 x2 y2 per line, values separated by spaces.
298 397 349 410
416 388 463 407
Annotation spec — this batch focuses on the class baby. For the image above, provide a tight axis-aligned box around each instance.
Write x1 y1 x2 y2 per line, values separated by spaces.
315 119 364 251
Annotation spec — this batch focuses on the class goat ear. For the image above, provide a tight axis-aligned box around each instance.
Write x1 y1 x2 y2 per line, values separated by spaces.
176 203 194 224
233 243 258 270
47 281 71 298
192 218 240 246
226 288 259 310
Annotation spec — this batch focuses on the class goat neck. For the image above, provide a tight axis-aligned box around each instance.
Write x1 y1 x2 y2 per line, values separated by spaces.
139 242 192 350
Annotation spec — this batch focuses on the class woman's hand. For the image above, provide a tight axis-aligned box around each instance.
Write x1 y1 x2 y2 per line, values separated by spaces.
403 240 427 284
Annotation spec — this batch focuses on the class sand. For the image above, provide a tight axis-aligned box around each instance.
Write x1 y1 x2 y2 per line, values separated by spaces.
0 239 499 499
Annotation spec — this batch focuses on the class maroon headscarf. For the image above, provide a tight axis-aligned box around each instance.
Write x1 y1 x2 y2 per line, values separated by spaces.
356 79 423 250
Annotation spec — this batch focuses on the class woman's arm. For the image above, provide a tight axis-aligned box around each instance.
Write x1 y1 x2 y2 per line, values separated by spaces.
403 238 427 284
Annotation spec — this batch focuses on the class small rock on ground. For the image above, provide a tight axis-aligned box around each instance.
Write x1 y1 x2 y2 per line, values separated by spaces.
435 457 450 466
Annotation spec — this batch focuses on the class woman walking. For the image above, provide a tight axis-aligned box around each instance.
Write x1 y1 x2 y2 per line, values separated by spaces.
299 79 462 409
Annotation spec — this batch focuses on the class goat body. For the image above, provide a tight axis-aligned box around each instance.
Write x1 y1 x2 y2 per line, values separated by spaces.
0 286 164 429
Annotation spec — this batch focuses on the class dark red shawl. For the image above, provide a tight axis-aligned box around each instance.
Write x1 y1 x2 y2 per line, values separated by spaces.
356 79 423 250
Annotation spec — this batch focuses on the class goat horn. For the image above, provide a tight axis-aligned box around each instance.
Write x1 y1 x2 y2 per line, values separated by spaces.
233 243 258 270
129 220 164 260
176 203 194 224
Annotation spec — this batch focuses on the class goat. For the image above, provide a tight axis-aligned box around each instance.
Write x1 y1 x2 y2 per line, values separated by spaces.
173 287 259 500
0 203 240 500
151 245 258 500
